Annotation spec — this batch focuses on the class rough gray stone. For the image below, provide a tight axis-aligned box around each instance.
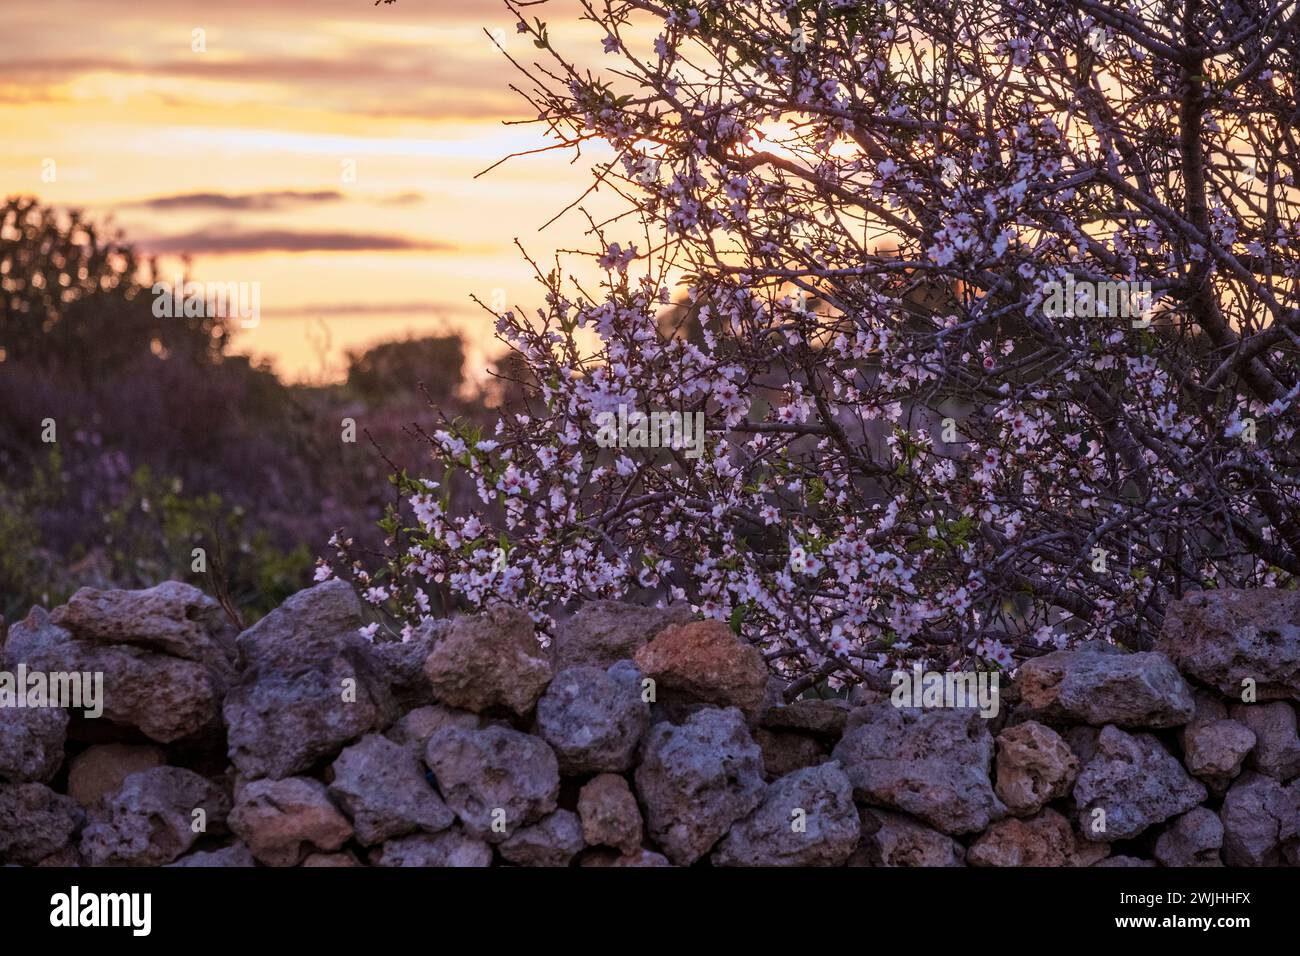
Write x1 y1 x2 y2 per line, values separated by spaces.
0 782 84 865
4 606 224 743
968 808 1107 867
832 703 1004 835
424 724 559 842
635 707 766 866
327 733 455 845
50 581 235 676
1180 718 1255 790
384 704 480 747
1230 701 1300 781
1016 648 1195 728
535 664 649 773
223 580 397 780
1219 771 1296 867
1188 690 1228 723
994 720 1079 815
849 808 966 867
1063 725 1101 766
1073 726 1207 842
712 762 860 867
0 706 67 783
761 698 854 738
1287 780 1300 866
1154 808 1223 867
167 843 256 867
80 767 229 867
634 620 770 717
498 809 585 867
370 620 448 708
1157 589 1300 701
370 829 493 867
422 604 552 716
552 600 694 671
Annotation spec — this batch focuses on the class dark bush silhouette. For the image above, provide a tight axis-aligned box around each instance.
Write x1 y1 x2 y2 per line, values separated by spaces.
0 197 493 624
346 335 464 407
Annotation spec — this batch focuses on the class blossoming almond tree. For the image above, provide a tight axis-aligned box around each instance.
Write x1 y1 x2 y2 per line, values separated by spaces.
339 0 1300 696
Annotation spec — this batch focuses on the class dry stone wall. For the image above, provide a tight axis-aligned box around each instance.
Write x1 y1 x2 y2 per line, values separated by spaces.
1 580 1297 867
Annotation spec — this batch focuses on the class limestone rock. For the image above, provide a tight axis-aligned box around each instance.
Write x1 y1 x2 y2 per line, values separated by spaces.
1287 779 1300 866
370 829 493 867
1154 807 1223 867
498 809 585 867
223 580 398 780
5 606 224 743
712 763 860 866
1219 771 1296 866
968 808 1103 867
50 581 235 675
1157 589 1300 701
1180 718 1255 790
229 776 353 867
370 620 448 708
831 703 1004 835
80 766 229 866
327 733 455 845
384 704 480 747
0 706 67 783
634 707 766 866
422 604 552 716
577 773 643 854
849 808 966 867
634 620 768 717
994 720 1079 816
534 663 649 773
552 600 694 671
424 724 559 842
760 698 854 738
1016 648 1194 728
167 843 256 867
1072 726 1206 842
0 782 84 865
1229 701 1300 781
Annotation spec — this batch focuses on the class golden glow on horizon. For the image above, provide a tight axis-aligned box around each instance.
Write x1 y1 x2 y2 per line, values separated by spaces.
0 0 616 383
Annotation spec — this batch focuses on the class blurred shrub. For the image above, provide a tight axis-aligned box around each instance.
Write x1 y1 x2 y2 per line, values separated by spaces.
0 197 493 624
346 335 464 406
0 196 228 377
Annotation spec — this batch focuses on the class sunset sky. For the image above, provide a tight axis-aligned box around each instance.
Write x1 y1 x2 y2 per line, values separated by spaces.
1 0 618 382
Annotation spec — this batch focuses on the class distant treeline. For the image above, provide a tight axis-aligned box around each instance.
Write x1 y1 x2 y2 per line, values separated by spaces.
0 197 497 624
